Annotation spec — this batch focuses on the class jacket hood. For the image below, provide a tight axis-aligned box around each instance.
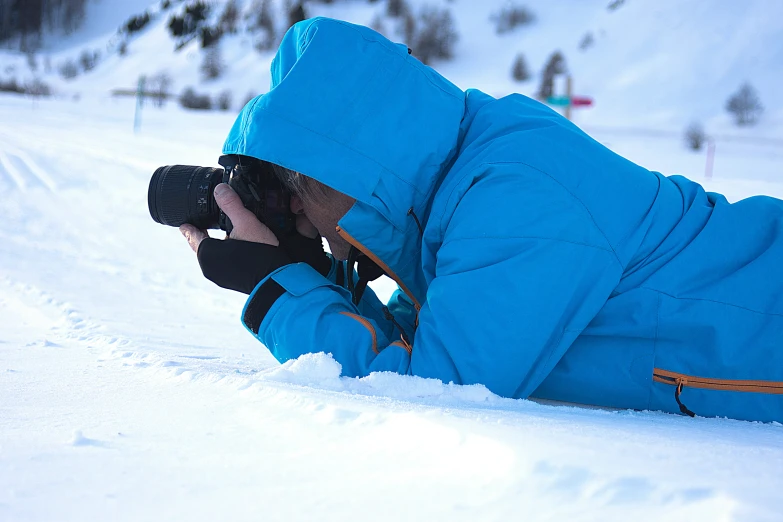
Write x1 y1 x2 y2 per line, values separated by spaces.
222 17 466 302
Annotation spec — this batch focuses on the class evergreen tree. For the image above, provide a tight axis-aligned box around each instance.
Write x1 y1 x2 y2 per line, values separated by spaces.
288 2 306 29
537 51 566 99
411 6 458 65
201 45 225 80
726 83 764 126
511 53 530 82
1 0 88 47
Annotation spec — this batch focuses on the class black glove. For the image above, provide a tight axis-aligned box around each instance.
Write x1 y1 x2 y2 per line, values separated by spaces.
278 233 331 277
197 234 332 295
197 238 290 294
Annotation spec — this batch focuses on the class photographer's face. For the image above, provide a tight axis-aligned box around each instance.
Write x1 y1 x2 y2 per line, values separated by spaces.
291 190 356 261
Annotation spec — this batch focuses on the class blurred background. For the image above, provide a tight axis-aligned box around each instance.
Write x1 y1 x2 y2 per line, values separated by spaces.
1 0 781 182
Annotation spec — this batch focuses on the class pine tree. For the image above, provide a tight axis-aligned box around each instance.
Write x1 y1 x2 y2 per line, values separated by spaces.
219 0 240 34
201 45 225 80
287 2 306 29
387 0 409 18
411 6 458 65
511 53 530 82
726 83 764 126
537 51 566 99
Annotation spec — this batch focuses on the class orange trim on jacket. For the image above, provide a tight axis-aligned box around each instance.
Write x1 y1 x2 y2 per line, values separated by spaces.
336 226 422 311
390 340 412 356
339 311 378 354
653 368 783 394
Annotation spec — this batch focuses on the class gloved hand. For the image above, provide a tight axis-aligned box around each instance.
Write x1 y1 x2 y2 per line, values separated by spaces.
181 183 331 294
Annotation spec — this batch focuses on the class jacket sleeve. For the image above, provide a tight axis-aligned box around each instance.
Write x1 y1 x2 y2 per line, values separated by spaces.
243 164 623 397
323 256 399 341
242 263 412 376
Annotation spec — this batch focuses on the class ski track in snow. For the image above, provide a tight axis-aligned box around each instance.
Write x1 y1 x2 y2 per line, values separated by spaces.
0 147 58 193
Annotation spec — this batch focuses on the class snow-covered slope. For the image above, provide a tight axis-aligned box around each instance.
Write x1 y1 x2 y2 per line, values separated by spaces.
1 0 782 135
1 89 782 522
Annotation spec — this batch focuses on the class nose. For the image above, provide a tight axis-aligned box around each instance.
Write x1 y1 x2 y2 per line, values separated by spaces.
290 194 305 215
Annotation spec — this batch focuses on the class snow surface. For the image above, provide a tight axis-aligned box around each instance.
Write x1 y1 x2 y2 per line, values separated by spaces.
1 1 783 520
1 91 783 521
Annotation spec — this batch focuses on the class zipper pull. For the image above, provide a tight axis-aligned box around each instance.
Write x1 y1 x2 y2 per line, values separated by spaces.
674 380 696 418
383 306 412 348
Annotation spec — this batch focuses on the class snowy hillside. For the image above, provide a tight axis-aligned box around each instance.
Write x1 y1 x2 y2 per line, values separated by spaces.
1 0 782 136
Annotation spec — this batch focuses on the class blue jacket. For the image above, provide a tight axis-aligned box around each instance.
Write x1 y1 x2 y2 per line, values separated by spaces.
223 18 783 422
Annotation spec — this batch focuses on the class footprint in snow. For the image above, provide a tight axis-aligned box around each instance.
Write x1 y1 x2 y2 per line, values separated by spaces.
69 430 108 448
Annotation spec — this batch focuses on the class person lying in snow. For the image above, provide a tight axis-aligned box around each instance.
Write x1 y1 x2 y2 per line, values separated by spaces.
180 17 783 423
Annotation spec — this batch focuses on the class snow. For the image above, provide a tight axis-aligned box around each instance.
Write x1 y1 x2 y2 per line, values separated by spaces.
1 0 783 519
1 92 783 521
2 0 782 135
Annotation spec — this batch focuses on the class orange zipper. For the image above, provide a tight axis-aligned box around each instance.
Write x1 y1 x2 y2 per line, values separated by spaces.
336 226 422 311
653 368 783 417
653 368 783 394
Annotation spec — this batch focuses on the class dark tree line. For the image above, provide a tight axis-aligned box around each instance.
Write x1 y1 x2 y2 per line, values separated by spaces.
0 0 87 47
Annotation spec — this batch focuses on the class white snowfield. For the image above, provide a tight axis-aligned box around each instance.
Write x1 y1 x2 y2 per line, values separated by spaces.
1 95 782 522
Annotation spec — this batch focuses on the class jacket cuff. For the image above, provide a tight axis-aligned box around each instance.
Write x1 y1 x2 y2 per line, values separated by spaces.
242 279 286 334
241 263 336 335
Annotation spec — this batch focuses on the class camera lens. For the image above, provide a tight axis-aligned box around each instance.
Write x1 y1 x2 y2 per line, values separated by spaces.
148 165 224 229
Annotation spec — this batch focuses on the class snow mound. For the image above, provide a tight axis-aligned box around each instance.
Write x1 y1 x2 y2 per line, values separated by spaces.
262 352 344 390
260 352 498 404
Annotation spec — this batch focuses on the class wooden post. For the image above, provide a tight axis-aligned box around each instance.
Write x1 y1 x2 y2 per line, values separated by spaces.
134 76 146 133
565 75 573 121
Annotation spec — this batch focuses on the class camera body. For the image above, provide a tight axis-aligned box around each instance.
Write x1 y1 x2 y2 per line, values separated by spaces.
148 154 295 237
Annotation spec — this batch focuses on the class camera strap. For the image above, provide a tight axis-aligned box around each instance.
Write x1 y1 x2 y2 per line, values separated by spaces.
346 246 414 350
346 247 384 305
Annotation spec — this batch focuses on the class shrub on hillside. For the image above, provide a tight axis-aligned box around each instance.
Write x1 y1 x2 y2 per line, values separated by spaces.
287 2 307 29
511 53 530 82
684 122 707 151
24 77 51 97
168 1 210 38
492 3 535 34
387 0 410 18
607 0 626 12
59 59 80 80
26 52 38 72
241 91 259 108
148 72 173 107
79 49 99 72
726 83 764 126
0 76 51 96
219 0 240 34
180 87 212 110
0 77 24 94
579 32 594 51
217 90 233 111
124 12 151 34
537 51 566 99
410 6 458 65
201 45 225 80
199 26 223 48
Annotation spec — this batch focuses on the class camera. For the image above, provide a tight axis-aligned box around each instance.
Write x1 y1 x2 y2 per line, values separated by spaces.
147 154 295 236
